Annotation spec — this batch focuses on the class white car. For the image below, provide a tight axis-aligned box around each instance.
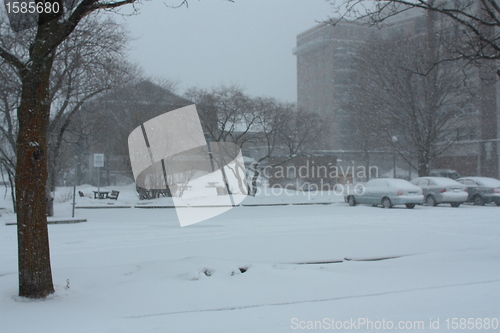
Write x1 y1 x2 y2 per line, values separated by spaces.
346 178 424 209
410 177 468 207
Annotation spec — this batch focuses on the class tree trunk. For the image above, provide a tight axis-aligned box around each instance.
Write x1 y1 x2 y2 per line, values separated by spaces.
228 161 247 194
15 54 55 298
417 149 431 177
6 169 17 213
46 148 56 217
364 147 370 181
46 127 66 217
250 169 260 196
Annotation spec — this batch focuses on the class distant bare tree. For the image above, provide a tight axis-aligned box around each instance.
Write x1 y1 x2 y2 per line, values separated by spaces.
185 86 326 195
1 18 132 215
248 100 326 195
46 17 133 215
185 85 261 194
184 85 259 147
57 77 189 203
0 52 20 211
346 32 470 176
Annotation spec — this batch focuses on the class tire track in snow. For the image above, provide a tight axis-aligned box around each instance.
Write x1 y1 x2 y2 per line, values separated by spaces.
124 279 500 319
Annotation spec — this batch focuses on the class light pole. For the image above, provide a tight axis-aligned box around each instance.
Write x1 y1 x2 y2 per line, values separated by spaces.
392 136 398 178
72 155 77 218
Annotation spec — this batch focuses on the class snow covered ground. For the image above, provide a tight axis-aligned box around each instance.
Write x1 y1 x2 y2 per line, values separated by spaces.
1 185 499 332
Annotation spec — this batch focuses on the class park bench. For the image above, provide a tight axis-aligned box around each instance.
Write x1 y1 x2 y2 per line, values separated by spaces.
108 190 120 200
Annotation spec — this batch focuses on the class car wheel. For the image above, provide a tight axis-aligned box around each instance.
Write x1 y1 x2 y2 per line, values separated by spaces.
426 195 437 207
473 195 485 206
382 197 392 209
348 196 356 206
405 203 415 209
450 202 461 208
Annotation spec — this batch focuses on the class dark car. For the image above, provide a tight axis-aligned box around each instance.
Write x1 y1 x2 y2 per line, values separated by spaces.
456 177 500 206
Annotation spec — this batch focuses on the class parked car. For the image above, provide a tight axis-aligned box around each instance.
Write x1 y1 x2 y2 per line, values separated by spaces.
429 169 460 180
456 177 500 206
335 183 365 202
346 178 423 209
410 177 468 207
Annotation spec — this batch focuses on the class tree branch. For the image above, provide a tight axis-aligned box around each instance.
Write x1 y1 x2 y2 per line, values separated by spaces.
0 46 24 70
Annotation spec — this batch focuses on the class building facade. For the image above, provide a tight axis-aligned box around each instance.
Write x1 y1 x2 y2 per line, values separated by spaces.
294 21 370 150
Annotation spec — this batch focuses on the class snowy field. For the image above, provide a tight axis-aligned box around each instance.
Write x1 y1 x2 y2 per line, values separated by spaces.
1 185 499 332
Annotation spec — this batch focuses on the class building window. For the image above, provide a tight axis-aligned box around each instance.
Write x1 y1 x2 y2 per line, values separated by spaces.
457 127 477 141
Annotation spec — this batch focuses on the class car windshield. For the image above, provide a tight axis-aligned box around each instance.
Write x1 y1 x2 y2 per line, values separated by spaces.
365 180 385 187
475 178 500 187
386 179 414 188
430 178 461 186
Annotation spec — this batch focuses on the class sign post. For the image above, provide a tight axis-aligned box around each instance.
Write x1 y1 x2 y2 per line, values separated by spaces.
94 154 104 196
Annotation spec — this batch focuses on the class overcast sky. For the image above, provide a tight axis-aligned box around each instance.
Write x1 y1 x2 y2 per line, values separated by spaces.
120 0 333 102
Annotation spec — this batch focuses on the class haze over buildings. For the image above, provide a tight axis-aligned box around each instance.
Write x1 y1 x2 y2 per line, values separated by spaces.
122 0 331 102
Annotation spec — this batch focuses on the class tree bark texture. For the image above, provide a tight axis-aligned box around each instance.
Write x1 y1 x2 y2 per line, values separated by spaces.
15 38 56 298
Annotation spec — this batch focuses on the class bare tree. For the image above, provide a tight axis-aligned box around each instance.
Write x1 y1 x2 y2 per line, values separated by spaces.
328 0 500 74
248 99 326 195
0 50 20 211
53 76 190 203
185 86 326 195
0 0 146 299
1 17 133 215
346 32 471 176
185 85 261 194
1 1 234 298
185 85 258 147
46 17 132 215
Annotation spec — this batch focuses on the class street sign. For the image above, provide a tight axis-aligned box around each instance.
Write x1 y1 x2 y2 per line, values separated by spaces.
94 154 104 168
